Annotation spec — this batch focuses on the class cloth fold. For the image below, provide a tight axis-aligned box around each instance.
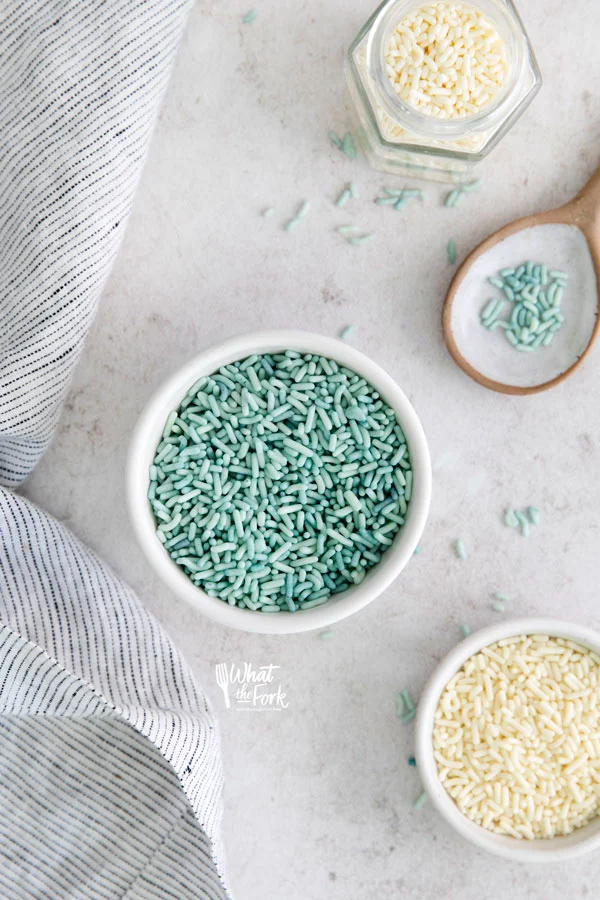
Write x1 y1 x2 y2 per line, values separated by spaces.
0 2 229 897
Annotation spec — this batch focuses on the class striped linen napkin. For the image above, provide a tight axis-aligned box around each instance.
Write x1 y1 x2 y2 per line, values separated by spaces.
0 3 229 897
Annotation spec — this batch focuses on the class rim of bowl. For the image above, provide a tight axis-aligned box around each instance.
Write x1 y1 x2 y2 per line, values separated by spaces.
415 617 600 862
126 330 432 634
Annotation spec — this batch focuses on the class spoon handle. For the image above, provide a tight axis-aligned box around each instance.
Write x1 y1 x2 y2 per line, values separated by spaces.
574 163 600 233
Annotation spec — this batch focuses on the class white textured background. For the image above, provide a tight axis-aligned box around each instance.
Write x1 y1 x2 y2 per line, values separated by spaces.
22 0 600 896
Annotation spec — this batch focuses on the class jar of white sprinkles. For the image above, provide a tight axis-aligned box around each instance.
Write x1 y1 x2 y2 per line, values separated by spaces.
345 0 541 181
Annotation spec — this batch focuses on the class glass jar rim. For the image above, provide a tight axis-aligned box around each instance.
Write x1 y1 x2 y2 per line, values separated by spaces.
365 0 528 139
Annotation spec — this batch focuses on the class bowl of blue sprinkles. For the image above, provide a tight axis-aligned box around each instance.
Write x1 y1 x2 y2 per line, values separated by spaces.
127 331 431 633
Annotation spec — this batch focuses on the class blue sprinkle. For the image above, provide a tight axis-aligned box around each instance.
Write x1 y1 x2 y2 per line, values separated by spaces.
150 351 413 614
341 132 357 159
455 538 467 560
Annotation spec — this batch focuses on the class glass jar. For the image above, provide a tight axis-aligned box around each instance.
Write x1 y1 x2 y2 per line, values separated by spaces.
345 0 541 182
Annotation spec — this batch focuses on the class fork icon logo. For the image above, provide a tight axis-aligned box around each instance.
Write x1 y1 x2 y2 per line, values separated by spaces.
215 662 289 710
215 663 230 708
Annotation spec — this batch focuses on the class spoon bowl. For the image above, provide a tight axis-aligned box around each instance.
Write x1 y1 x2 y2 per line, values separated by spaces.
443 166 600 394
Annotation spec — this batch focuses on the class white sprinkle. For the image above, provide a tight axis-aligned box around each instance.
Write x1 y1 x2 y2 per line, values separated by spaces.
384 2 507 120
433 635 600 839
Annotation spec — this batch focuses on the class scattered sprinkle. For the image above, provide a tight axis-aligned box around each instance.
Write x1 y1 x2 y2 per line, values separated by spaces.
480 261 567 352
347 233 376 246
414 790 429 809
506 507 540 536
339 325 354 340
494 592 510 603
335 187 352 208
491 600 505 613
444 181 482 207
241 9 258 23
320 631 335 640
514 509 530 537
336 226 374 246
447 239 457 265
413 544 421 555
329 131 343 149
261 207 274 218
408 756 417 767
341 132 357 159
401 689 416 712
377 187 423 209
397 690 418 723
284 201 310 232
349 182 359 198
460 623 471 638
455 538 467 560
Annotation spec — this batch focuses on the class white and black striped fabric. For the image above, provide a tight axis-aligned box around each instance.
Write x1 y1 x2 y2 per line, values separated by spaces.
0 3 229 897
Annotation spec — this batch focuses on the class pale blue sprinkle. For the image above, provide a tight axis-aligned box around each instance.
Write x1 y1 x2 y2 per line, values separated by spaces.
341 132 357 159
514 510 530 537
414 791 428 809
347 233 375 246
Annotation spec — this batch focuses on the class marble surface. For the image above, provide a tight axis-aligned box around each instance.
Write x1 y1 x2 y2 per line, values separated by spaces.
22 0 600 896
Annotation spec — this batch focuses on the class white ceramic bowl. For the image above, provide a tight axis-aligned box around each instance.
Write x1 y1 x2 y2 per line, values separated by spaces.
127 330 431 634
415 617 600 862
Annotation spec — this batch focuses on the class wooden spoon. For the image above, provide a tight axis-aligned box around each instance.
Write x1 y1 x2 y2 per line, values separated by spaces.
442 165 600 395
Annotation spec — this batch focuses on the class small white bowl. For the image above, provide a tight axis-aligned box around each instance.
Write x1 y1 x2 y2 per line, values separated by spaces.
415 617 600 862
126 330 431 634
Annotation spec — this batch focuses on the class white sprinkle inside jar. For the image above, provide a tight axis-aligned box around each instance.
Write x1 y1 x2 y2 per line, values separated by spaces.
384 3 507 119
345 0 541 180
